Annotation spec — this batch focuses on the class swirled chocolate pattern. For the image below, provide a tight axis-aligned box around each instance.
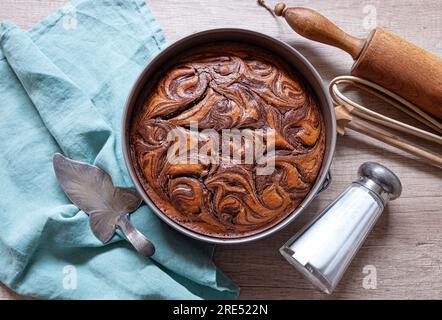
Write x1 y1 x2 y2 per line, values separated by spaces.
131 43 325 238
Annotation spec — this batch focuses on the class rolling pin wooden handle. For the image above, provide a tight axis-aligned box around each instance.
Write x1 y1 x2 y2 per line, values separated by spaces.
275 2 366 60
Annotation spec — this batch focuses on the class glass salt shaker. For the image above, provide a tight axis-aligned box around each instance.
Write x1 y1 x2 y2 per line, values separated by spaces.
280 162 402 294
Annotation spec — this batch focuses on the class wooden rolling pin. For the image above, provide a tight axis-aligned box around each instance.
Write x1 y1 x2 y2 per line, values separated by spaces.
274 2 442 121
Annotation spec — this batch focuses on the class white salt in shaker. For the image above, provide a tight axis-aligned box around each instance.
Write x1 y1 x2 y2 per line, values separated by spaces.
280 162 402 294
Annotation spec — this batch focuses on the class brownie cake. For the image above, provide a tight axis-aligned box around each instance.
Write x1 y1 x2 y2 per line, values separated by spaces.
130 42 325 238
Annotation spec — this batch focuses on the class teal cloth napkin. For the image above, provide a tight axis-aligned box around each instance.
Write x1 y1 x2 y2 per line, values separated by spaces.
0 0 238 299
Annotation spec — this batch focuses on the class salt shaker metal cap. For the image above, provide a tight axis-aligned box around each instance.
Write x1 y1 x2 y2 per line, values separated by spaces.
356 162 402 205
280 162 402 294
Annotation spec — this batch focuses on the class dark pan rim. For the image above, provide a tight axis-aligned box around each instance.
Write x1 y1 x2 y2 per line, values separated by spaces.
122 28 336 244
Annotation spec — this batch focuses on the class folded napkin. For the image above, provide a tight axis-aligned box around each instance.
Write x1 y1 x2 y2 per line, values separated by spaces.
0 0 238 299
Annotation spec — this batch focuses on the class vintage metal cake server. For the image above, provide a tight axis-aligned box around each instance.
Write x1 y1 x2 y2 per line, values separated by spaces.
53 153 155 257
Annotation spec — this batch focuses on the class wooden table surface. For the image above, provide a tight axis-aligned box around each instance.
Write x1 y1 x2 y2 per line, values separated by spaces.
1 0 441 300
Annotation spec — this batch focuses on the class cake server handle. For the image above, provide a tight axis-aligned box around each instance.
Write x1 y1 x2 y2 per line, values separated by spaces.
117 214 156 257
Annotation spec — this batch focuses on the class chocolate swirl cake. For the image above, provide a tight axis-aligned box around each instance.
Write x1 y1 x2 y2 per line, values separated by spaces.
131 42 325 238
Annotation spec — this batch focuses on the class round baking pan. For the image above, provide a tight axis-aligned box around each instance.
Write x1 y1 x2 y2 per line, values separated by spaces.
122 28 336 244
